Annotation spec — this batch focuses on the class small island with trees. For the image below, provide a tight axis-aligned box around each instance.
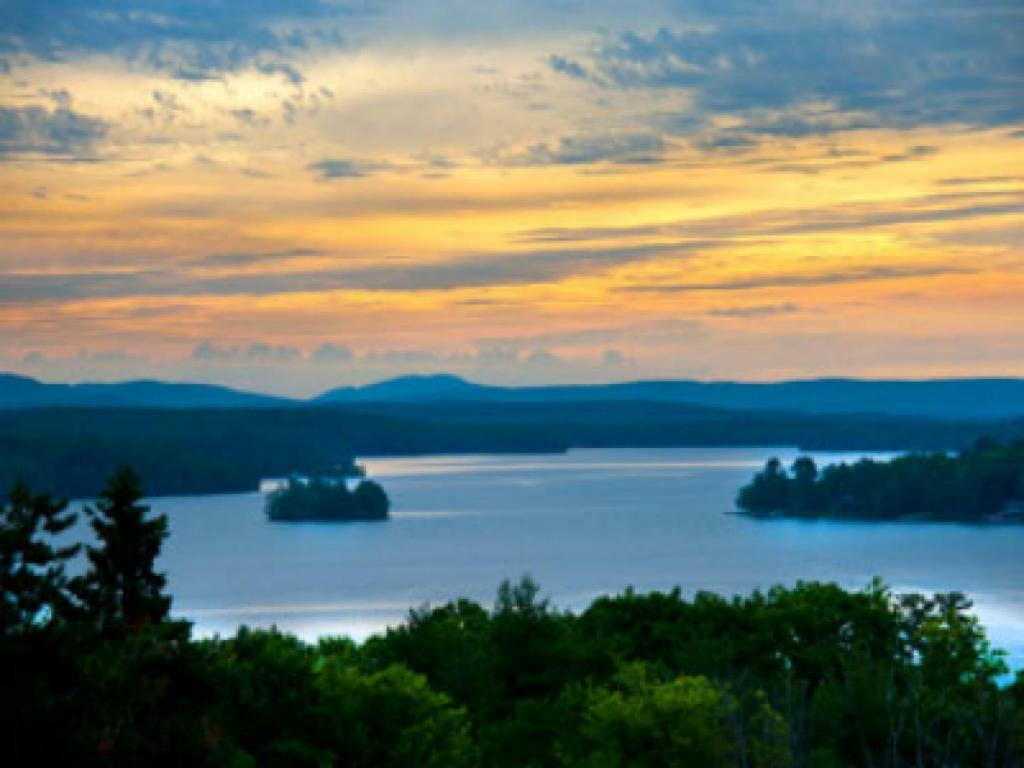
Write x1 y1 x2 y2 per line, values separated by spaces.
737 438 1024 522
265 468 390 522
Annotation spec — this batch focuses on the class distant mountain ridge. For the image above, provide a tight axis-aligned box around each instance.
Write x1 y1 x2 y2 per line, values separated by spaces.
315 374 481 403
4 372 1024 420
315 374 1024 421
0 373 289 409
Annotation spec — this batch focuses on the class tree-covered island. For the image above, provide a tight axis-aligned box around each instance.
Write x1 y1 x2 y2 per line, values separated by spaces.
737 439 1024 521
265 470 390 522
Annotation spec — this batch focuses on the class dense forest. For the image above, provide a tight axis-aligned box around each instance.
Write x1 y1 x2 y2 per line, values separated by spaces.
3 469 1023 766
737 439 1024 521
266 474 390 522
3 404 1024 499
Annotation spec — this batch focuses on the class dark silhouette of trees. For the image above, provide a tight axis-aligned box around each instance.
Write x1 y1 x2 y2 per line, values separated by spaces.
737 439 1024 521
0 482 78 635
265 475 391 522
77 467 171 630
736 457 790 515
4 405 1023 500
1 468 1023 766
352 479 390 519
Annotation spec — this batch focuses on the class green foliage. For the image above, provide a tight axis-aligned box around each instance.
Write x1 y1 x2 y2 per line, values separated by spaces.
67 621 225 767
738 439 1024 521
562 664 789 768
314 661 477 768
3 470 1024 767
266 475 389 522
362 598 497 714
0 481 78 634
195 627 477 767
201 628 328 766
77 467 171 630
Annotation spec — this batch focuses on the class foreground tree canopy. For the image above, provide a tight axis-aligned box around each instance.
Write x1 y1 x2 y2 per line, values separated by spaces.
737 438 1024 522
2 469 1023 766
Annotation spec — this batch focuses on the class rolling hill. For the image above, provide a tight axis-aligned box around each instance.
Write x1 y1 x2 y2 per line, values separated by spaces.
315 374 1024 421
0 373 289 409
4 372 1024 420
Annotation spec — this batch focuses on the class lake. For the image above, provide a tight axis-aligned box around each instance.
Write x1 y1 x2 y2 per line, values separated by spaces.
90 447 1024 668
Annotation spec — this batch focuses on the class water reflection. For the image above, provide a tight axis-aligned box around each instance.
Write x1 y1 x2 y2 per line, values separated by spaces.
79 447 1023 668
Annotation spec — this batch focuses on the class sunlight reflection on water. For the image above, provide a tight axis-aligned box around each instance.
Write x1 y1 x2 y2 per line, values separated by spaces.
68 447 1022 670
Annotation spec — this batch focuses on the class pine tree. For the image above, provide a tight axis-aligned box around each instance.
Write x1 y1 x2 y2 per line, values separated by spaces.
0 482 79 634
79 467 171 630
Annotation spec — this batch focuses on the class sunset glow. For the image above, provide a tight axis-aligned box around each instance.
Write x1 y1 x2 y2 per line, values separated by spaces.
2 1 1022 394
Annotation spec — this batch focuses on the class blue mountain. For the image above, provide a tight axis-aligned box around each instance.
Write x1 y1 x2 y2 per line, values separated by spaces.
0 373 290 408
4 371 1024 420
315 375 1024 421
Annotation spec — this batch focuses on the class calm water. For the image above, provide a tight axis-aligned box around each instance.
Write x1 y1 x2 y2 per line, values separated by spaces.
77 447 1024 667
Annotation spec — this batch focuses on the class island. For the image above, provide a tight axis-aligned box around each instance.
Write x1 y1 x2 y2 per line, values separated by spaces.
265 471 390 522
737 438 1024 522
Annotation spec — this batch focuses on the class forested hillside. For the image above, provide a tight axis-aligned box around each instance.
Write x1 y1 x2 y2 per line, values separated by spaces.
3 405 1023 498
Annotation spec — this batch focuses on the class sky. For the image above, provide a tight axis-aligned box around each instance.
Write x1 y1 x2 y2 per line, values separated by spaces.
1 0 1022 396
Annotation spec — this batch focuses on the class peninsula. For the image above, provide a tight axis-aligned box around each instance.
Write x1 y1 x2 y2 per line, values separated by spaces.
737 439 1024 522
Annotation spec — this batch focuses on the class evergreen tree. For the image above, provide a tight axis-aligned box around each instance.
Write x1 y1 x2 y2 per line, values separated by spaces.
78 467 171 631
0 482 79 634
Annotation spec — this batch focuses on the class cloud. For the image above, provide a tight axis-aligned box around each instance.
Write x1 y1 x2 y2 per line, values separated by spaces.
481 323 656 349
524 349 561 366
709 303 799 318
0 94 107 159
78 349 137 364
602 349 626 366
11 348 143 369
693 132 760 151
229 108 270 129
254 61 305 86
247 342 301 361
548 54 589 80
192 341 236 361
4 187 1020 304
192 248 322 268
311 343 354 363
1 0 365 81
308 154 464 180
934 222 1024 250
187 340 644 373
478 319 707 355
362 349 446 364
307 158 386 180
516 190 1024 244
550 1 1024 138
620 265 972 294
881 145 940 163
0 250 641 302
192 341 300 362
496 132 668 166
939 176 1020 187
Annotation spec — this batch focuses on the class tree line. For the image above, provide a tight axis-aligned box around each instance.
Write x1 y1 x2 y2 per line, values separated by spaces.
4 405 1024 499
737 439 1024 521
3 468 1023 766
266 474 390 522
